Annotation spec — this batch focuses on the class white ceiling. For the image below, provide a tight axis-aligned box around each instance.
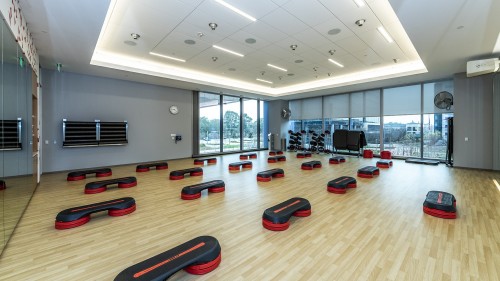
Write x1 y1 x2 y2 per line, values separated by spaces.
18 0 500 100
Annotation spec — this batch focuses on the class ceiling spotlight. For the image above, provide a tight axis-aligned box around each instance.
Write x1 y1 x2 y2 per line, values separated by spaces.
260 71 266 76
212 56 218 62
209 23 218 30
328 72 332 77
355 19 366 27
279 76 283 80
290 44 298 51
197 32 205 37
328 50 336 55
393 58 400 63
130 33 140 40
313 67 318 71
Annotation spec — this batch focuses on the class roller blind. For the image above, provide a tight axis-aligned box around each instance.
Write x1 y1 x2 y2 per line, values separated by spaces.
289 99 302 120
383 85 421 115
350 91 380 117
301 97 322 119
423 80 454 113
324 94 349 118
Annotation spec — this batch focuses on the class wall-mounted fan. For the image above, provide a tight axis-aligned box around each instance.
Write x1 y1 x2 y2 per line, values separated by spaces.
434 91 453 110
281 108 291 119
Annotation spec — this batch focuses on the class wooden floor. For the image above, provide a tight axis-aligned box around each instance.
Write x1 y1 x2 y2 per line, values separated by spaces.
0 151 499 280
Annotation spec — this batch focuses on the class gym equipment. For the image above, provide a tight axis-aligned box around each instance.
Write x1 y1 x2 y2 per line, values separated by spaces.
85 177 137 194
332 130 367 156
269 150 283 156
262 197 311 231
136 162 168 172
267 156 286 163
193 158 217 165
327 176 357 194
239 153 257 160
376 160 393 168
114 236 221 280
0 180 5 190
169 168 203 180
405 158 439 165
363 150 373 158
329 156 346 164
380 151 392 159
301 161 322 170
55 197 136 230
67 168 112 181
446 117 453 166
423 191 457 219
296 152 311 158
228 161 252 171
357 166 380 178
323 130 332 153
181 180 225 200
256 168 284 182
287 131 302 151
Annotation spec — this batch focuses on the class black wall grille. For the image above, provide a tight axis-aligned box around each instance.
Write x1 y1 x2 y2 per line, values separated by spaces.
63 119 128 147
0 118 22 150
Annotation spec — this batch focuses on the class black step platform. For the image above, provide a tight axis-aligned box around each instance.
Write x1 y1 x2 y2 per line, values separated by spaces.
301 160 322 170
239 153 257 160
296 152 312 158
262 197 311 231
228 161 252 171
329 156 346 164
67 168 112 181
376 160 393 168
405 158 440 165
55 197 136 229
85 177 137 194
423 191 457 219
0 180 5 190
357 166 380 178
181 180 225 200
267 156 286 163
169 168 203 180
269 150 283 156
327 176 357 194
115 236 221 281
256 168 285 182
136 162 168 172
193 158 217 165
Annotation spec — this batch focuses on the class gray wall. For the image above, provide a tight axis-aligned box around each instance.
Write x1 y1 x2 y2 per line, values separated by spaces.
493 74 500 170
268 99 289 150
453 72 493 169
42 70 193 173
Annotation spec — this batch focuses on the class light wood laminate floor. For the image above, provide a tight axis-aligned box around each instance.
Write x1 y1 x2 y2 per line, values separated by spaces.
0 151 499 281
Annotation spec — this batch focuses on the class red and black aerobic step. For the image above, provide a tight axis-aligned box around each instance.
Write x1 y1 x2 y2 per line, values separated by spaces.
269 150 283 156
115 236 221 281
301 160 322 170
181 180 225 200
239 153 257 160
256 168 284 182
136 162 168 172
423 191 457 219
0 180 5 190
380 150 392 159
296 152 312 158
228 161 252 171
262 197 311 231
55 197 136 230
327 176 357 194
193 158 217 165
169 167 203 180
357 166 379 178
67 168 112 181
376 160 393 168
268 156 286 163
84 177 137 194
329 156 346 164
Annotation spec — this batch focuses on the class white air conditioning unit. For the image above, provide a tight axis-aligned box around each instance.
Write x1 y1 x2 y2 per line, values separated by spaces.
466 58 500 77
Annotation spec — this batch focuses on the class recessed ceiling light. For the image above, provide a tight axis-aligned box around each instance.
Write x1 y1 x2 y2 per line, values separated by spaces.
213 45 244 57
377 26 394 43
215 0 256 22
184 39 196 45
353 0 365 8
328 28 341 35
212 57 218 62
245 38 257 44
294 60 303 63
149 52 186 62
267 64 287 72
355 19 366 27
124 40 136 46
328 50 336 55
130 33 140 40
256 78 273 84
328 59 344 68
208 23 218 30
290 44 298 51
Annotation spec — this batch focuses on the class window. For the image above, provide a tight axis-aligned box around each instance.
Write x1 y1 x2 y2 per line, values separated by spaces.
350 117 381 154
259 100 268 149
223 96 241 152
199 93 221 154
243 99 257 150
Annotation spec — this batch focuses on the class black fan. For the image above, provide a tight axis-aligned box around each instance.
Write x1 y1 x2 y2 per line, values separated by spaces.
281 108 291 119
434 91 453 110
